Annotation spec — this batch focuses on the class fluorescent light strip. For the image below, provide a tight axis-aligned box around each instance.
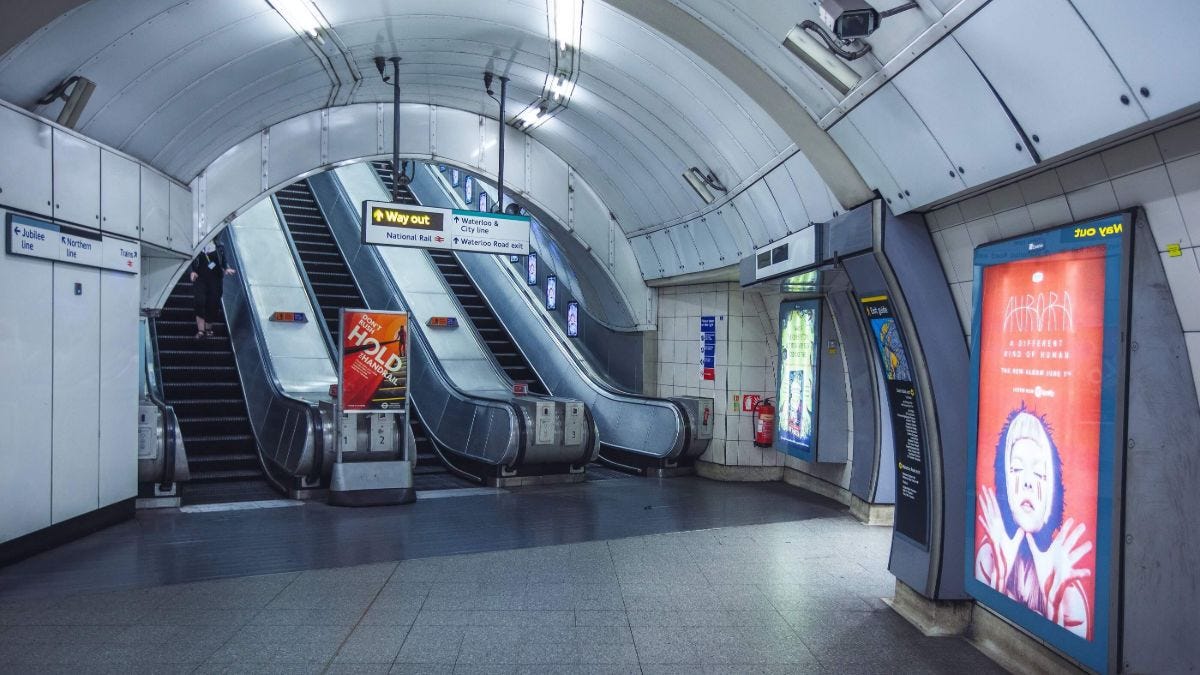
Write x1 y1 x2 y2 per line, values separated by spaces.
268 0 329 40
552 0 583 52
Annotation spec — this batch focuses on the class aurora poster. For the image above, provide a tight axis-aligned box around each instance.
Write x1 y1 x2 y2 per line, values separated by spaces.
966 213 1130 673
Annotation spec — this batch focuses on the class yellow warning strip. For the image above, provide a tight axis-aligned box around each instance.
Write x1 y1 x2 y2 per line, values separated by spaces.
859 295 888 303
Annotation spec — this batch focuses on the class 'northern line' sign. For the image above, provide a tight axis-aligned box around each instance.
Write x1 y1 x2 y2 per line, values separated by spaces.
6 213 140 274
362 201 530 256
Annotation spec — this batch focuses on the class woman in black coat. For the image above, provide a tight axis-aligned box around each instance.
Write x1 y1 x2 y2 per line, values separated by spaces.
190 242 236 338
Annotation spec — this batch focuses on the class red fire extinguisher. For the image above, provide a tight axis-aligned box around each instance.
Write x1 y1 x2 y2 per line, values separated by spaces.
753 398 775 448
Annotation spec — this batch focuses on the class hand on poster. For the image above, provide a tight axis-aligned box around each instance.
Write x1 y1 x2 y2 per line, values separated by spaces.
1038 517 1092 632
975 484 1019 590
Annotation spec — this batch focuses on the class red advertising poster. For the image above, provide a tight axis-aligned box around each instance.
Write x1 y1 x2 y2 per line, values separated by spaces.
973 245 1106 641
340 310 409 412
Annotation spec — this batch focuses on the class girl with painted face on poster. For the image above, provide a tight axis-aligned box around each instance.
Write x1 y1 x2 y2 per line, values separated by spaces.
975 407 1093 638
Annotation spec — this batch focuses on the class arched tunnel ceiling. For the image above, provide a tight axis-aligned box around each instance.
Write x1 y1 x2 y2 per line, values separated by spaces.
3 1 1198 247
0 0 875 237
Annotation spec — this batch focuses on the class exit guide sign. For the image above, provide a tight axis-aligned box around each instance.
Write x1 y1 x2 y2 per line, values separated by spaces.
362 201 530 256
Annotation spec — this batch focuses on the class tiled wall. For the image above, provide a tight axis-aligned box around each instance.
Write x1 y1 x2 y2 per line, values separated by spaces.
927 116 1200 405
649 282 783 468
649 282 854 493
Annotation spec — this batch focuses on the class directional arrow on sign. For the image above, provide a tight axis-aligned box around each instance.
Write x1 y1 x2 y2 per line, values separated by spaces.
373 209 384 222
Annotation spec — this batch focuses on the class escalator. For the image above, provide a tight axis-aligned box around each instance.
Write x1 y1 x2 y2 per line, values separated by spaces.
370 162 547 395
153 276 274 504
409 164 715 473
275 177 466 489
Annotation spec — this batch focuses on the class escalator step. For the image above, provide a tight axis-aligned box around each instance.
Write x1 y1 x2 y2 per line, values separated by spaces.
188 468 263 483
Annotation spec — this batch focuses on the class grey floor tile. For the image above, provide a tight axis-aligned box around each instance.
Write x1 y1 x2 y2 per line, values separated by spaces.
250 607 368 625
194 660 326 674
395 625 467 664
334 624 411 664
630 627 702 665
325 664 395 675
390 663 455 674
136 607 258 626
575 610 627 626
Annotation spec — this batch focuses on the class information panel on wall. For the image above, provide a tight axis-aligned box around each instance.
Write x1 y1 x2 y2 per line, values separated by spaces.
965 213 1131 673
339 309 409 414
7 213 140 274
777 300 821 460
862 295 929 548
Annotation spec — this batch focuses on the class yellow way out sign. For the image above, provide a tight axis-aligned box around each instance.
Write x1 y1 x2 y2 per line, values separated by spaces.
362 200 531 255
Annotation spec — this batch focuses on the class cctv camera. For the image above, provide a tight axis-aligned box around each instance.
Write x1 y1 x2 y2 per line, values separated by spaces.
819 0 879 40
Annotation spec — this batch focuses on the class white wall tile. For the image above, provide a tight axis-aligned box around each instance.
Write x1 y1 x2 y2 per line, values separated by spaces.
986 183 1025 213
1027 195 1073 230
672 363 692 387
1166 154 1200 245
1018 170 1065 204
930 202 965 231
1111 166 1191 249
1057 154 1109 192
1161 250 1200 331
932 230 954 276
953 281 975 330
940 224 975 283
1101 135 1164 179
1156 117 1200 162
959 194 993 222
964 215 1001 246
1065 183 1120 220
994 206 1036 238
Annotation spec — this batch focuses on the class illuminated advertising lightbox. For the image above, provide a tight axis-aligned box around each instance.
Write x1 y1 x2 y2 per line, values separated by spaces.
566 301 579 337
776 299 821 460
546 275 557 310
464 176 475 202
339 309 409 413
527 252 538 285
966 213 1131 673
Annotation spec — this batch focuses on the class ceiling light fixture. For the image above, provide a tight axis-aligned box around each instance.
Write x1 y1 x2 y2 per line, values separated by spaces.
683 167 727 205
551 0 584 52
782 23 862 96
267 0 329 42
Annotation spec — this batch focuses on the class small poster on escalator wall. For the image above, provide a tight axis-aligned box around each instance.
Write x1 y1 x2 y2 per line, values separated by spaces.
339 309 409 413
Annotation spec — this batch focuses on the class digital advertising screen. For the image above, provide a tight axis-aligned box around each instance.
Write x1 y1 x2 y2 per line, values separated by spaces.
546 275 557 310
966 212 1131 673
776 299 821 460
526 252 538 285
464 176 475 202
339 309 409 413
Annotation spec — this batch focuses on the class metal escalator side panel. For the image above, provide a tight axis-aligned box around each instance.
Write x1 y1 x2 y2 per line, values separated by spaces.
307 166 524 469
457 246 690 461
220 228 326 485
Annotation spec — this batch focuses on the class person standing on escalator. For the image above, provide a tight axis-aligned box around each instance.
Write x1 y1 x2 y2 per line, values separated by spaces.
189 241 236 338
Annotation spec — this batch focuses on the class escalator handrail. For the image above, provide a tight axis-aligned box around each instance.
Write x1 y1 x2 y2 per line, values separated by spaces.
143 317 179 487
220 229 327 486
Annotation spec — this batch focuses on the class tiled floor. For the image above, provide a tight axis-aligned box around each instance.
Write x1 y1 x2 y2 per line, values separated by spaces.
0 516 1002 673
